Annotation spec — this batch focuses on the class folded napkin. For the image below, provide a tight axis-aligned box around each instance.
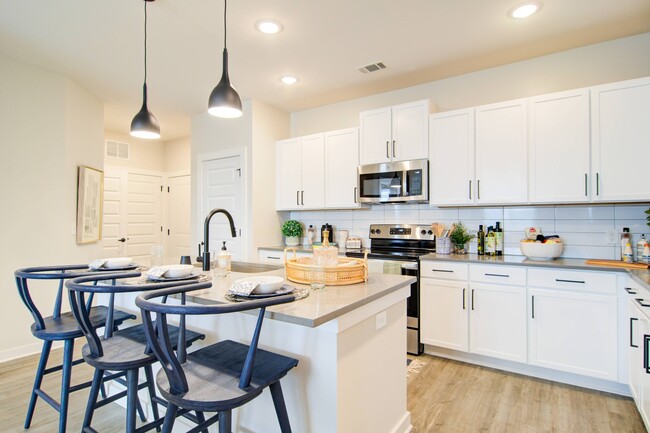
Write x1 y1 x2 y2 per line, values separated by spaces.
88 259 107 270
146 266 168 279
229 280 260 297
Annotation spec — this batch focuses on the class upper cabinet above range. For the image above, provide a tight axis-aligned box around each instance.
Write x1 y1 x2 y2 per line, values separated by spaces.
359 99 430 164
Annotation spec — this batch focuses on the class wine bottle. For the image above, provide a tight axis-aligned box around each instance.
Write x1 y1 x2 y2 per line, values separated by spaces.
477 225 485 256
495 221 504 256
485 226 496 256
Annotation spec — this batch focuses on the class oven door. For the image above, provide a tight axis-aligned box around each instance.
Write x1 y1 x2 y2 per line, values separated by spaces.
366 258 423 355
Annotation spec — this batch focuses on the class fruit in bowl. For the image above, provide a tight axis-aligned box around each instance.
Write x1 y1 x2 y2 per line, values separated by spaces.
520 237 564 260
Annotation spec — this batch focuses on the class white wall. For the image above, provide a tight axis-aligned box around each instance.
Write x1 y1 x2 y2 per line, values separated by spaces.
164 136 191 173
0 55 105 361
290 32 650 136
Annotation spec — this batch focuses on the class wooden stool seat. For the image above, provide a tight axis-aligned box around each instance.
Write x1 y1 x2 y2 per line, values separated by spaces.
31 306 135 341
156 340 299 413
82 323 204 371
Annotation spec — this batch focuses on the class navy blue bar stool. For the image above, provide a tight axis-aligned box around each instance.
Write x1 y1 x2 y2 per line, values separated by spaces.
136 284 299 433
66 272 206 433
14 265 137 433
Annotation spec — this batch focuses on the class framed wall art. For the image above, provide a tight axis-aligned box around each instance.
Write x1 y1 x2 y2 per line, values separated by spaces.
76 165 104 244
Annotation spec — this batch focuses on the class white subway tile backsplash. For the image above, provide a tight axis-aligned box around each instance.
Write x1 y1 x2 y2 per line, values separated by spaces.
504 207 555 219
353 208 384 220
459 207 503 220
384 208 419 222
615 221 650 234
504 219 556 232
555 220 614 233
614 204 650 220
420 207 459 220
325 210 355 220
554 205 614 220
555 232 610 246
562 245 617 260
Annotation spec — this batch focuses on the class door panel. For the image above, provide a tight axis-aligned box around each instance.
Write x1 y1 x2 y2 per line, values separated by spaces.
102 166 127 258
126 173 163 263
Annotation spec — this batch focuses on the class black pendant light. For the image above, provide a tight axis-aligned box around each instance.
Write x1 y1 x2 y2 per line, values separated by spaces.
130 0 161 139
208 0 243 118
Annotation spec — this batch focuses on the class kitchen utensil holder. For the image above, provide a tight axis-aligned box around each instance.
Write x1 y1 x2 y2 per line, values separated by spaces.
284 248 368 286
437 237 451 255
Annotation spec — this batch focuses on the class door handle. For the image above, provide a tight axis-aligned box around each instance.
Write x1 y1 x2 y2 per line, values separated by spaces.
386 141 390 158
471 289 475 310
469 180 472 200
645 335 650 373
392 140 396 158
354 187 357 204
625 287 638 295
118 238 127 243
462 288 466 310
477 179 481 200
296 190 300 206
301 190 304 205
531 295 535 319
631 318 639 348
596 172 600 196
584 173 588 196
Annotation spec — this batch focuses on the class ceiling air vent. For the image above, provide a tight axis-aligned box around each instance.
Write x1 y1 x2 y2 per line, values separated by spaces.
105 140 130 160
358 62 387 74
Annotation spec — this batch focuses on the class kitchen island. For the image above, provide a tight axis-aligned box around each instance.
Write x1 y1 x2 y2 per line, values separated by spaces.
171 268 416 433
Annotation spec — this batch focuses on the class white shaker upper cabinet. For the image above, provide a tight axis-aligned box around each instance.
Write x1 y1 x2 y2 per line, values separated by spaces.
529 89 590 203
591 77 650 202
360 100 429 165
275 137 303 210
275 134 325 210
429 109 475 205
475 99 528 205
324 127 363 209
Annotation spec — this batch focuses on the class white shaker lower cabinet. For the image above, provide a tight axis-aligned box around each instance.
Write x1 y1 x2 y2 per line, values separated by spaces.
527 268 618 381
420 278 469 351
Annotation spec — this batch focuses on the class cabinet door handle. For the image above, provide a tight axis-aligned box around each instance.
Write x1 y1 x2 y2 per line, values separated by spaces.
485 273 509 278
584 173 588 196
268 256 281 260
354 187 357 204
631 318 639 348
431 269 454 273
468 180 472 200
477 179 481 200
471 289 475 310
637 298 650 308
555 278 585 284
392 140 396 158
386 141 390 158
596 172 600 196
301 190 305 205
645 335 650 373
462 288 466 310
625 287 638 295
531 295 535 319
296 191 300 206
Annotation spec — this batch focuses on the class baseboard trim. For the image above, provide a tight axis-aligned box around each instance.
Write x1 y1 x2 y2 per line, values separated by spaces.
0 341 63 365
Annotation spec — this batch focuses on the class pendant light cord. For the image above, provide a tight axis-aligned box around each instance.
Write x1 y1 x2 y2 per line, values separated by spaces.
144 0 148 84
223 0 227 49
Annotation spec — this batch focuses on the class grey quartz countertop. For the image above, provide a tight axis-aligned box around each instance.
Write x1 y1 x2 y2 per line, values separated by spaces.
184 268 415 328
420 253 650 290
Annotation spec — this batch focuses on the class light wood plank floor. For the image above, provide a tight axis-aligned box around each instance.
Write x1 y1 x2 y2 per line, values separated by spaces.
408 354 647 433
1 348 646 432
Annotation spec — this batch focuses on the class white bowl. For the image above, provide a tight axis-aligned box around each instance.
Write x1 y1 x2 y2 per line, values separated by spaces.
103 257 133 268
520 241 564 260
236 276 285 294
162 264 195 278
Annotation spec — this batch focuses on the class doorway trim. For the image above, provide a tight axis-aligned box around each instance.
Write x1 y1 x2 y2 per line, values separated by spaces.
196 147 249 261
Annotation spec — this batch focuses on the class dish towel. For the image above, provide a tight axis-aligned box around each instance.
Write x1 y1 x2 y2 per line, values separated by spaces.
88 259 107 270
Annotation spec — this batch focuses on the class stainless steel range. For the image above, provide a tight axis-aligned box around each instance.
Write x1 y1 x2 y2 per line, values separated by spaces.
346 223 435 355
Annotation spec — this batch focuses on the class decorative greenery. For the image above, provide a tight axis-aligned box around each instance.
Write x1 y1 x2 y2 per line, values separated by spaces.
646 208 650 228
449 222 475 248
281 220 303 237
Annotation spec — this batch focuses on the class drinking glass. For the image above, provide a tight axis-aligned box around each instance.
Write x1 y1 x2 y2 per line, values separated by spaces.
151 245 164 266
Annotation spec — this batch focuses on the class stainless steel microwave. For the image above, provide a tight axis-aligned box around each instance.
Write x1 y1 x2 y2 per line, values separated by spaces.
357 159 429 204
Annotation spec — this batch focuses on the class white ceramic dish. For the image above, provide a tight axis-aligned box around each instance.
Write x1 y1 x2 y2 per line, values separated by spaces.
162 264 195 278
104 257 133 268
236 276 285 294
520 241 563 260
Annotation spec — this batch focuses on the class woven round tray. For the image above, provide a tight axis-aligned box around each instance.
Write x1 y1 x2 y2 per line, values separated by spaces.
284 248 368 286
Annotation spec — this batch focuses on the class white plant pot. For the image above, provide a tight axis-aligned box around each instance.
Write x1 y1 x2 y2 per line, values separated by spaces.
285 236 300 246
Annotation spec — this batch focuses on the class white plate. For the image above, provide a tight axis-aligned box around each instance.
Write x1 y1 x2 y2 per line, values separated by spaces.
236 276 285 294
104 257 133 268
161 264 195 278
147 269 201 281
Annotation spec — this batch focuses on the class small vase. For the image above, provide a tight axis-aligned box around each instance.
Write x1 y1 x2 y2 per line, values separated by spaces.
453 243 467 254
285 236 299 246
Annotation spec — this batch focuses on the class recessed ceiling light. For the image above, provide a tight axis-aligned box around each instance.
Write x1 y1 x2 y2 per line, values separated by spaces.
508 2 542 19
280 75 299 85
255 19 283 34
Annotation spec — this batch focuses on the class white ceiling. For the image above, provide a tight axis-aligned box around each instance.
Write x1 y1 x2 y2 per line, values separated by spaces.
1 0 649 141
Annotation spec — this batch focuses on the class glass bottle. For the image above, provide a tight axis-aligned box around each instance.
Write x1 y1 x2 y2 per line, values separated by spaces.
495 222 504 256
485 226 496 256
636 234 646 263
477 225 485 256
307 225 315 245
620 228 631 261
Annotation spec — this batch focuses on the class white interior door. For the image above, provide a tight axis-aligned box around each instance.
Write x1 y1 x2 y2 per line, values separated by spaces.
127 173 163 265
167 175 191 260
102 166 127 258
201 155 243 261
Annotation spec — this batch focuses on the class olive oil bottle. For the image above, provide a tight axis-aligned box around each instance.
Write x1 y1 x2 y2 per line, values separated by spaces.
485 226 497 256
477 225 485 256
495 221 504 256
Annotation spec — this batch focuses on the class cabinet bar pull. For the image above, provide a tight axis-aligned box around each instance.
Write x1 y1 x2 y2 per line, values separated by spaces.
477 180 481 200
301 190 304 205
471 289 475 310
296 191 300 206
531 295 535 319
555 278 585 284
392 140 396 158
354 187 357 204
637 298 650 308
485 273 509 278
469 180 472 200
386 141 390 158
625 287 638 295
631 318 639 348
596 172 600 195
268 256 281 260
645 335 650 372
462 288 466 310
584 173 588 196
431 269 454 273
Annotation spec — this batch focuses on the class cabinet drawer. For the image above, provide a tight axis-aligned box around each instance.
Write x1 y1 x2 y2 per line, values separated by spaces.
420 261 468 280
528 268 616 294
470 264 526 286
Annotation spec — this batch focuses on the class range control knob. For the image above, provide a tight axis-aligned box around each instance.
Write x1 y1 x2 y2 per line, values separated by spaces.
376 229 381 235
370 229 376 235
420 230 427 235
428 230 433 235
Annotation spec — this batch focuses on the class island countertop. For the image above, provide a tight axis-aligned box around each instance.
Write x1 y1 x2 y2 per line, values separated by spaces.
184 269 415 328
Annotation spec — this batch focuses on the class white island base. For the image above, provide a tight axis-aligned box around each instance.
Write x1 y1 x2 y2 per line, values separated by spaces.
177 279 412 433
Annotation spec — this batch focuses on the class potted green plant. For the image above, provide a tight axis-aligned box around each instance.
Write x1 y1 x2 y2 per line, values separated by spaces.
450 222 475 254
282 220 303 246
646 208 650 228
